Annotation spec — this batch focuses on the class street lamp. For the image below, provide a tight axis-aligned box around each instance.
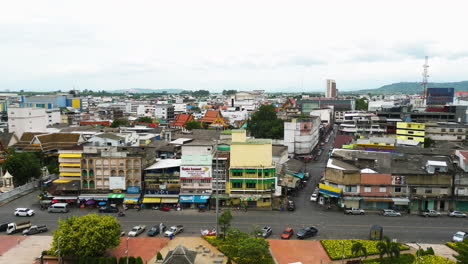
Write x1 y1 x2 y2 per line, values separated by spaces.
341 240 345 264
412 241 422 264
126 237 130 264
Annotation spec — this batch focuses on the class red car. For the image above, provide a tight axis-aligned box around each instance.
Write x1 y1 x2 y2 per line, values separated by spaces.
281 228 294 239
160 205 171 211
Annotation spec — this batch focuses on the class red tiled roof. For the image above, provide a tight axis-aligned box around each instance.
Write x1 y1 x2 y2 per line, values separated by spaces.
459 151 468 160
170 114 194 127
199 110 222 123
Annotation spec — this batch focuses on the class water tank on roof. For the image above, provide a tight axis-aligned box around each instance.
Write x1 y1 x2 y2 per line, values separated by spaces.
217 144 230 151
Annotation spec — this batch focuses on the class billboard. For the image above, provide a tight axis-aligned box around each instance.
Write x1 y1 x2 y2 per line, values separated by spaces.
180 166 211 179
109 177 125 190
391 176 406 185
427 88 454 105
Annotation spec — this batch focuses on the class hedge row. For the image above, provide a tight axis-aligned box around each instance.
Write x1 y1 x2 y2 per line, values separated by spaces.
363 253 455 264
320 239 410 260
446 242 462 253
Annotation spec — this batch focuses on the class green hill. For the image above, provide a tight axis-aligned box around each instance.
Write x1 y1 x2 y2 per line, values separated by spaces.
355 81 468 94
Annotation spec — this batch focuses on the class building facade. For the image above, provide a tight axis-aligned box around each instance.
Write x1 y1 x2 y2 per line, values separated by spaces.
396 122 425 146
284 117 321 157
8 107 48 138
325 79 337 98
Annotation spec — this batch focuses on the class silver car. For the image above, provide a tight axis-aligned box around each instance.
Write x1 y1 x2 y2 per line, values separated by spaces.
452 231 468 242
382 209 401 217
449 211 467 218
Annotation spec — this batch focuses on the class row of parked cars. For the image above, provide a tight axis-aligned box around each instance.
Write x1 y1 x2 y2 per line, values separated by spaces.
258 226 318 240
343 208 468 218
125 223 184 237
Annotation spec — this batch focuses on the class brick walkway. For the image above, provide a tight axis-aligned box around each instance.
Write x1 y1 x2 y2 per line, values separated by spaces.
268 239 332 264
107 237 170 263
0 235 27 256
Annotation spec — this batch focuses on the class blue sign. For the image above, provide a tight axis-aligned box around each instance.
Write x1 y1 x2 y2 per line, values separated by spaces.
126 186 140 193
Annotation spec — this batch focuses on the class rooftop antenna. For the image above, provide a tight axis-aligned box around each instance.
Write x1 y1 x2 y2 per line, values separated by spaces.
421 56 429 98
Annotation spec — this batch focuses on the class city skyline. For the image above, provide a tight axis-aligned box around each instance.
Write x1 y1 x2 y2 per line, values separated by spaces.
1 1 468 92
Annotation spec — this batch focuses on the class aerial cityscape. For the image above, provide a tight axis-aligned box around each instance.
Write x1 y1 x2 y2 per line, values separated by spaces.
1 1 468 264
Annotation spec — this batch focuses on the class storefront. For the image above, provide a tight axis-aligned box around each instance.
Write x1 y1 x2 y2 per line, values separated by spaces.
108 193 125 205
359 198 393 210
142 195 179 209
78 194 109 208
229 194 272 208
123 194 141 207
179 195 211 209
318 184 341 206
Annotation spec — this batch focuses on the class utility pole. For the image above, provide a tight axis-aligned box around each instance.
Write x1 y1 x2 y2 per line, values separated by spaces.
215 151 219 237
126 237 130 264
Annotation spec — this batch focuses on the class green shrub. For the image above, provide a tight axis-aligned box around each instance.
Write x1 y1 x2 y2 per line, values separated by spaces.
446 242 462 253
321 239 409 260
118 257 127 264
110 257 118 264
363 253 455 264
135 256 144 264
128 256 136 264
157 252 163 260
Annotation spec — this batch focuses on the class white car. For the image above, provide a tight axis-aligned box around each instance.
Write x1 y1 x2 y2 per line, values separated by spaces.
128 225 146 237
14 208 35 217
452 231 468 242
449 211 467 218
310 193 318 202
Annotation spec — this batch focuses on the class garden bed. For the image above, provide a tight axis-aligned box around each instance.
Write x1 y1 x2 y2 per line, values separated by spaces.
362 253 455 264
320 239 409 260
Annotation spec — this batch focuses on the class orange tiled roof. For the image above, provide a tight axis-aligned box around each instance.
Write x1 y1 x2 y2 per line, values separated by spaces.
170 114 194 127
199 110 226 123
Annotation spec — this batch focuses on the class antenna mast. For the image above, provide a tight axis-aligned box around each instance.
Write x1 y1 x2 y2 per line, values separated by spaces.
421 56 429 98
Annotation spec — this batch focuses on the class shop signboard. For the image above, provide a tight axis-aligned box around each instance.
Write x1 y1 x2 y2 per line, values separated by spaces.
109 177 125 190
180 166 212 179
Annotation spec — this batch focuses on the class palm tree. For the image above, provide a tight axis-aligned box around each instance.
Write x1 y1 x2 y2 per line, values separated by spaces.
376 236 401 263
351 241 368 262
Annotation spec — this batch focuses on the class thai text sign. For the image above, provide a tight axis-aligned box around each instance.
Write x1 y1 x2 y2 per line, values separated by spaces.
180 166 211 179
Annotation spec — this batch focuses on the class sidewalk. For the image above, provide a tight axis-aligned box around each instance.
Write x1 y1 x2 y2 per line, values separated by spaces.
0 236 52 264
406 243 457 262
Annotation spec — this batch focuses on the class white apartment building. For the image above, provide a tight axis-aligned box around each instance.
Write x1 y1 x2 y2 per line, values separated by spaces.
8 107 48 138
310 108 333 124
284 116 321 157
155 104 175 121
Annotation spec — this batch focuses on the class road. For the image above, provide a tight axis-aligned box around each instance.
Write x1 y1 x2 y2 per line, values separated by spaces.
1 130 466 243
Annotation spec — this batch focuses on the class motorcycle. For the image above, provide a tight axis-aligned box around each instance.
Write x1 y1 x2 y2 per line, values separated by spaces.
117 211 125 217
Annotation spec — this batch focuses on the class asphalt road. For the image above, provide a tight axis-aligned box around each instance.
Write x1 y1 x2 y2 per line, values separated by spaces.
1 131 467 243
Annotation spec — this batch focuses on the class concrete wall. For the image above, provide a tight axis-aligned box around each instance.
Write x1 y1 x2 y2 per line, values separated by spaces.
230 144 272 167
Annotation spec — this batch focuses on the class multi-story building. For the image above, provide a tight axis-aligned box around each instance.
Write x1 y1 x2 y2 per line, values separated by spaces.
142 158 181 207
155 104 175 121
300 98 355 117
58 147 83 180
339 112 387 135
8 107 48 138
396 122 425 147
325 79 337 98
212 150 230 201
179 141 215 208
80 146 143 192
284 117 321 157
425 122 467 142
227 130 276 208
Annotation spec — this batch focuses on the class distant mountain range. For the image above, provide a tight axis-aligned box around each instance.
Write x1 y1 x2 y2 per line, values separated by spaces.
111 88 184 94
354 81 468 94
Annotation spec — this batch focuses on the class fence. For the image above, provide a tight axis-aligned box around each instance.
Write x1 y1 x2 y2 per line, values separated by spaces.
0 180 39 203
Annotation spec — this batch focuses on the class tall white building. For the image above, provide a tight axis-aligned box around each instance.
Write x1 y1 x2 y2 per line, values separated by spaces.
284 116 321 157
8 107 48 138
325 79 337 98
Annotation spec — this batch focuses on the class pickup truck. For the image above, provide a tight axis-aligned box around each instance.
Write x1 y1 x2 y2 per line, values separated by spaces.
420 209 441 217
344 208 365 215
7 221 32 234
164 225 184 237
128 225 146 237
23 225 48 235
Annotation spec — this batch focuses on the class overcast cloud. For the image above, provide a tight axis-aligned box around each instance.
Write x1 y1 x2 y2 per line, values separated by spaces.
1 0 467 92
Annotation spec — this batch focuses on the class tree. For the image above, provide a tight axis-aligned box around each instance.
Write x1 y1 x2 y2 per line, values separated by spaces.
218 210 233 238
3 151 42 186
156 252 163 260
135 256 144 264
237 237 271 264
424 137 435 148
192 90 210 97
190 106 201 113
247 105 284 139
226 257 233 264
454 241 468 264
184 120 202 130
222 90 237 96
110 119 129 128
351 241 368 261
376 236 400 263
51 214 121 257
128 256 136 264
355 98 368 111
135 116 153 123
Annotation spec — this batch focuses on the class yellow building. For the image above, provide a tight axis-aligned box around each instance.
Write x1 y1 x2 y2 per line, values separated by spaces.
396 122 425 147
58 150 83 179
227 130 276 208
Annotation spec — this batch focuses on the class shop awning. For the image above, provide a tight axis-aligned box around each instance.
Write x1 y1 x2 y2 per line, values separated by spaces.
161 198 179 203
392 197 410 205
78 195 108 201
60 163 81 167
53 179 72 183
293 173 304 179
343 196 362 201
59 172 80 177
52 196 78 200
362 198 393 202
123 198 139 204
142 197 161 203
59 153 82 158
108 194 125 199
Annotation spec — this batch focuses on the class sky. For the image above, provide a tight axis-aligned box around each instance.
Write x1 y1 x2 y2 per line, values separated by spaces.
1 1 468 93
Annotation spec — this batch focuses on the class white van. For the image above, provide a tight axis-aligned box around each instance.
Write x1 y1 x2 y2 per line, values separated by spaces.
48 203 69 213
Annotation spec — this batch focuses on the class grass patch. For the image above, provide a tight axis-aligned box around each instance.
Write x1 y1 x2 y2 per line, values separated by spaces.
363 253 455 264
446 242 463 253
320 239 409 260
204 236 275 264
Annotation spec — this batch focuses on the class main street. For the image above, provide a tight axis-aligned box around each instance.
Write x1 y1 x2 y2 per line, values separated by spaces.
0 132 466 244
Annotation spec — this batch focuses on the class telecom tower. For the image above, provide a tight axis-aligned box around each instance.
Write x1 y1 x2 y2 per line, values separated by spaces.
421 56 429 98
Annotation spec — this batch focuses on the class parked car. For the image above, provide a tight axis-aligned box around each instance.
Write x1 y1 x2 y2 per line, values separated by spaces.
419 210 441 217
160 205 171 211
310 193 318 202
98 206 119 213
147 224 166 237
382 209 401 217
296 227 318 239
281 228 294 239
449 211 467 218
14 208 35 217
258 226 272 238
344 208 365 215
452 231 468 242
128 225 146 237
287 200 295 211
164 225 184 237
23 225 48 235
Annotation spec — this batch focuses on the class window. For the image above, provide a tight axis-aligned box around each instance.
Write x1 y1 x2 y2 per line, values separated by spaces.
345 186 357 192
264 172 270 176
450 129 454 132
441 128 446 132
232 171 242 177
232 182 242 188
201 179 210 183
425 188 432 194
364 186 371 192
394 187 402 193
459 129 463 132
379 187 386 192
411 187 417 194
258 172 262 177
458 136 462 140
246 183 256 188
246 171 256 175
408 137 413 140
